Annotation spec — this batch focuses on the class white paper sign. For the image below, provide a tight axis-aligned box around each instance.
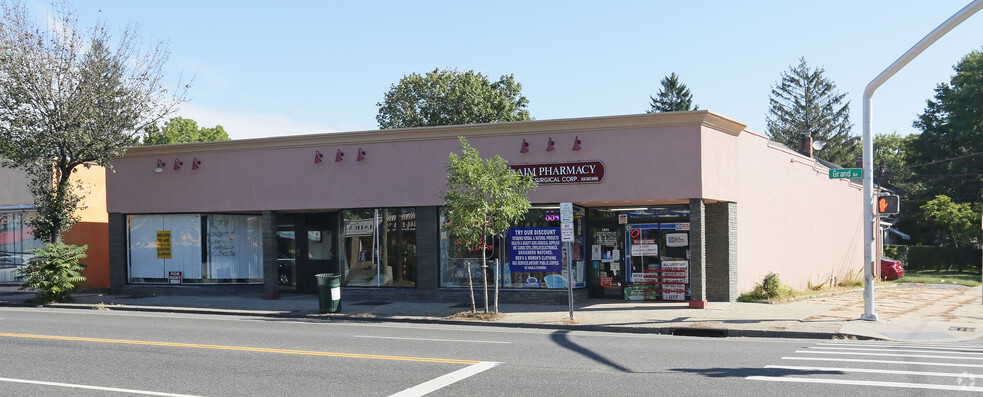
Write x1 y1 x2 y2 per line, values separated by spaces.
666 233 689 247
591 245 601 260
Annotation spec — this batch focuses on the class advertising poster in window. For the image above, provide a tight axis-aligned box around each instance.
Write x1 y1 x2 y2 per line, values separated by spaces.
662 260 688 301
508 227 561 272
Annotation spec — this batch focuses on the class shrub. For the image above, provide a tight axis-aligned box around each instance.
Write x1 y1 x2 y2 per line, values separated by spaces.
739 272 793 302
16 242 87 303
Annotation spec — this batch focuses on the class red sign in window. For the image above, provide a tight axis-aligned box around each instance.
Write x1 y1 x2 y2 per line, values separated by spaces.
600 276 613 287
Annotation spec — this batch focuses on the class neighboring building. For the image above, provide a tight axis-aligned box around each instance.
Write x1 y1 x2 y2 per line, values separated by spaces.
0 164 110 287
105 111 864 307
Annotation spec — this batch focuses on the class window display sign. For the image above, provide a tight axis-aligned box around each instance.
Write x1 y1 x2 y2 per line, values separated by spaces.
662 261 688 301
509 161 605 185
509 227 562 272
630 239 658 256
156 231 171 259
666 233 689 247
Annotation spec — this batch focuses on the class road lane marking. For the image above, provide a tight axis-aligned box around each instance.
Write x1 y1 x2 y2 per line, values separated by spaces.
795 350 983 360
0 376 201 396
0 332 481 365
354 335 511 344
766 365 983 378
747 376 983 392
810 346 983 356
783 356 983 368
390 361 499 397
819 342 983 352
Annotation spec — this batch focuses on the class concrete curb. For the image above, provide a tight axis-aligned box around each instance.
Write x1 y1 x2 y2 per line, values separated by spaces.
0 301 867 341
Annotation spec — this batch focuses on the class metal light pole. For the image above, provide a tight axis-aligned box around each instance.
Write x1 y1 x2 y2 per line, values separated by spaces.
861 0 983 321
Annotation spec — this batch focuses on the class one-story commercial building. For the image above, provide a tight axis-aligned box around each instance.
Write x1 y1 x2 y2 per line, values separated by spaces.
106 111 864 307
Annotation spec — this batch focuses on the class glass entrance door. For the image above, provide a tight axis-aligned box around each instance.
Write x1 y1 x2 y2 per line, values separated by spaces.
277 213 338 294
625 224 660 301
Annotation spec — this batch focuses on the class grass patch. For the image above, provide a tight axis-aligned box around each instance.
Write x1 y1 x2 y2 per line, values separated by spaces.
446 311 504 321
739 273 794 302
891 270 981 287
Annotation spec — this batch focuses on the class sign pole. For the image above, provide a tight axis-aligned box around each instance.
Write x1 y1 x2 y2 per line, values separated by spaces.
560 202 575 320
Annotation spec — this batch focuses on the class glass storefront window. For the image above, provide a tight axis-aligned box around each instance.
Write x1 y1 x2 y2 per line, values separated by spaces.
341 208 416 287
0 210 42 283
127 214 263 284
439 206 586 289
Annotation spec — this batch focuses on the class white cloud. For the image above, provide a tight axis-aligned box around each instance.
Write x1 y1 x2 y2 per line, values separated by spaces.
176 102 348 140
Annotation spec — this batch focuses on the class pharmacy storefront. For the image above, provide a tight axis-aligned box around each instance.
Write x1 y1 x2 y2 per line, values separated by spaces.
107 111 864 307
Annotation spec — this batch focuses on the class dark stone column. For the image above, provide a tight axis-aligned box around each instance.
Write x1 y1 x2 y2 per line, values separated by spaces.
414 207 439 298
688 199 707 308
706 202 738 302
107 213 128 294
261 210 279 299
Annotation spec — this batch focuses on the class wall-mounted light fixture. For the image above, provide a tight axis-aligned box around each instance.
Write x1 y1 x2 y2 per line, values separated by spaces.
520 139 529 153
154 159 166 173
356 148 366 161
546 137 555 152
192 157 201 170
173 158 183 170
314 150 324 164
335 149 344 162
573 136 582 151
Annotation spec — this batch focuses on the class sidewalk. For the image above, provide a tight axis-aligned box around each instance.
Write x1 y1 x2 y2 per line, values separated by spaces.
1 284 980 342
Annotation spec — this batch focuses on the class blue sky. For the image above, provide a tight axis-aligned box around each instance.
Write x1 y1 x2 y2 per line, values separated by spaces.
30 1 983 140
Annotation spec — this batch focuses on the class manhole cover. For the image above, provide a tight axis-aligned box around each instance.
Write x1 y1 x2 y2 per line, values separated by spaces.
949 326 976 332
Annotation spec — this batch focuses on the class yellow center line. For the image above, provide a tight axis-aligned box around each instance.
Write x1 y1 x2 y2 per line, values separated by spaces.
0 333 481 365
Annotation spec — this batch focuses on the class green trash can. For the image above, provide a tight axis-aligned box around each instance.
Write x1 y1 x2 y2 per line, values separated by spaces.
315 273 341 313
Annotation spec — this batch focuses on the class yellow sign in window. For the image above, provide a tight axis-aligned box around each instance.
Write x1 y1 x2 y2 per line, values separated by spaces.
157 231 172 259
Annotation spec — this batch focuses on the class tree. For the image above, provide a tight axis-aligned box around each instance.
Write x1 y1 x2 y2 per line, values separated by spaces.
0 1 185 243
910 50 983 205
376 68 530 129
647 72 698 112
443 137 536 313
141 117 229 145
873 132 921 194
920 195 981 248
767 57 859 166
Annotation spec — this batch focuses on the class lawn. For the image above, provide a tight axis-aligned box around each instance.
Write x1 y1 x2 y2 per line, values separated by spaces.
891 270 981 287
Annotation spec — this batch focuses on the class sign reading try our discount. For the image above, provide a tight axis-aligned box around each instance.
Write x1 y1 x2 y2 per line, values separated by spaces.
509 227 561 272
829 168 862 179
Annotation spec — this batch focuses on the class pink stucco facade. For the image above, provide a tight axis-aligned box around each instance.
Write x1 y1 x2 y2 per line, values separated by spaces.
107 111 863 296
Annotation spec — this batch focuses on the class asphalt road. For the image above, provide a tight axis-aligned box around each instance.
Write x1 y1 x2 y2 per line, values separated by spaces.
0 307 980 396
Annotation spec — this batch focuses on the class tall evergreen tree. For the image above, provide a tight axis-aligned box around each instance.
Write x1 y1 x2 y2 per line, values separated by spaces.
647 72 698 112
910 50 983 205
767 58 859 166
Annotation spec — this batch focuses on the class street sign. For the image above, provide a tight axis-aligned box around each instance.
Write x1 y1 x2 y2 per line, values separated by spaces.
559 202 573 222
829 168 862 179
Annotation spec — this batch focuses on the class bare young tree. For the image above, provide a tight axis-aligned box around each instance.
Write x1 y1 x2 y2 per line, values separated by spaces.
0 1 187 242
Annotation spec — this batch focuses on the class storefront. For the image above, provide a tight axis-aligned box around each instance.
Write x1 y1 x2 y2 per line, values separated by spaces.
106 111 865 307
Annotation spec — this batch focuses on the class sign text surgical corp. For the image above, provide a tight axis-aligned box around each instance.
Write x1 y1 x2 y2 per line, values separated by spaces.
510 161 605 185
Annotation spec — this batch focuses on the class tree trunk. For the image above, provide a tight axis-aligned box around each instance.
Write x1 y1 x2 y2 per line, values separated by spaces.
466 262 476 312
481 246 489 313
494 258 499 313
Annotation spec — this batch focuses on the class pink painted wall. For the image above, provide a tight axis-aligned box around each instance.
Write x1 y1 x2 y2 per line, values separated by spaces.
734 130 864 292
107 122 707 213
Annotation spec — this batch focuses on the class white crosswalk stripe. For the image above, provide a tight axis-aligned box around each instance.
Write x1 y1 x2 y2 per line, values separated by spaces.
747 340 983 393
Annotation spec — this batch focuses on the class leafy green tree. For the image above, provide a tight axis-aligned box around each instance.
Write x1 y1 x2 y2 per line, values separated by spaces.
767 57 859 166
873 133 921 193
141 117 229 145
911 50 983 205
443 137 536 313
16 242 87 303
920 195 981 248
0 1 185 243
647 72 698 112
377 68 530 129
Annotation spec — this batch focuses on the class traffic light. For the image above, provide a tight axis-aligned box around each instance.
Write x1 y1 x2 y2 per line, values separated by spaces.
876 195 900 215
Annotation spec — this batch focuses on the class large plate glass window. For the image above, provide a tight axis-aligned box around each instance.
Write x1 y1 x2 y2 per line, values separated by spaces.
341 208 416 287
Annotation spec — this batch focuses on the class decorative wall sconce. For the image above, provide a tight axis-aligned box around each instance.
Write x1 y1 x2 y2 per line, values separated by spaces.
314 150 324 164
356 147 366 161
546 137 555 152
335 149 344 162
192 157 201 170
573 136 582 151
154 159 166 173
173 158 183 170
520 139 529 153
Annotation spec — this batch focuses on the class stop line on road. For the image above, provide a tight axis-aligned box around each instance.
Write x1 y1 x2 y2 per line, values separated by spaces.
747 341 983 392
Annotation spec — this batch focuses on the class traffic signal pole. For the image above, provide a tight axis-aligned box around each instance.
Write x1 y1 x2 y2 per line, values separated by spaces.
860 0 983 321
